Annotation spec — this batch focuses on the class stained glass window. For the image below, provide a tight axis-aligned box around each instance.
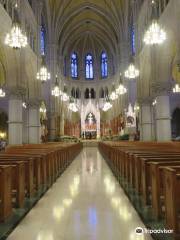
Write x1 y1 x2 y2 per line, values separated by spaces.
85 54 93 79
40 26 45 55
101 52 108 78
71 52 78 78
131 25 135 55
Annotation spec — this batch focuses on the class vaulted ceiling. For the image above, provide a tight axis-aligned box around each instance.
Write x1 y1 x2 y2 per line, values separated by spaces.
44 0 132 57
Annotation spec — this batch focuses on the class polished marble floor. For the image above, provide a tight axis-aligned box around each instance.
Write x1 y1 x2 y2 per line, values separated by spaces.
7 147 153 240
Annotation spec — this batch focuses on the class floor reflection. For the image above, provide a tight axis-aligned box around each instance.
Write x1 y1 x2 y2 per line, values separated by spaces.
7 147 153 240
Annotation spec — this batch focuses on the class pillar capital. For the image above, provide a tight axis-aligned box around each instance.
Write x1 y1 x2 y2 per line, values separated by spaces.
28 98 42 109
138 96 152 105
6 86 26 99
151 81 172 96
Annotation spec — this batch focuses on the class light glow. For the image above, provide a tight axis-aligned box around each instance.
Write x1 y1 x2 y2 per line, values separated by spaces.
143 20 166 45
125 63 139 79
5 23 27 49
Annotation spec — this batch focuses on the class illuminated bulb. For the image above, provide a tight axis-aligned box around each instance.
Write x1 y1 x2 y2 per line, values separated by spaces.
0 88 6 97
5 23 27 49
173 83 180 93
143 20 166 45
125 63 139 79
110 91 118 101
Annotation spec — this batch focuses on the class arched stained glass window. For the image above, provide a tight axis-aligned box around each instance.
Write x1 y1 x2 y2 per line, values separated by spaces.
71 53 78 78
85 54 93 79
131 25 135 55
40 26 45 55
101 52 108 78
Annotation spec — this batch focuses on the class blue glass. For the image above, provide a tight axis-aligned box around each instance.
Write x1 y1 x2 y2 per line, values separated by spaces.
40 26 45 55
85 54 93 79
101 52 108 78
131 26 135 55
71 53 78 78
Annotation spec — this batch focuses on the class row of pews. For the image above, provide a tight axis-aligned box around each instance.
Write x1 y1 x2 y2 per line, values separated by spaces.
0 142 82 222
98 141 180 240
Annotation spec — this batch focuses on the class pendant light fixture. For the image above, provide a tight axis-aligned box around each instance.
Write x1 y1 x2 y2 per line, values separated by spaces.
143 1 166 45
173 84 180 93
125 56 139 79
102 96 112 112
116 74 127 95
125 2 139 80
0 88 6 97
37 55 51 83
5 1 27 49
68 97 78 112
51 75 61 97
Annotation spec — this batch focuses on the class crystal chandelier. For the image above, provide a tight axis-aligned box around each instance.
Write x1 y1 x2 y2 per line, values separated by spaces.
152 99 157 106
102 98 112 112
68 98 78 112
143 20 166 45
51 75 61 97
116 74 127 95
61 92 69 102
143 0 166 46
5 1 27 49
22 102 27 108
125 63 139 79
37 56 50 83
0 88 5 97
134 102 140 111
110 91 118 101
5 22 27 49
173 84 180 93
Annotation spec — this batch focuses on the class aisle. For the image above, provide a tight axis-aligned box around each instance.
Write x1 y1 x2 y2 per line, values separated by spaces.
7 147 153 240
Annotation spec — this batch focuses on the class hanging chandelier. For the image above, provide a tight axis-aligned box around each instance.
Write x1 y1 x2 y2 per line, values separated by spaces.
22 102 27 108
0 88 5 97
5 22 27 49
37 56 50 82
68 98 78 112
110 91 118 101
125 55 139 79
143 1 166 45
116 75 127 95
143 20 166 45
51 75 61 97
134 102 140 111
5 1 27 49
102 98 112 112
61 92 69 102
125 62 139 79
173 84 180 93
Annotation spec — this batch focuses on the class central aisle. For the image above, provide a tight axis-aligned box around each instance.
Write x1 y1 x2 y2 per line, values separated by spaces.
8 147 153 240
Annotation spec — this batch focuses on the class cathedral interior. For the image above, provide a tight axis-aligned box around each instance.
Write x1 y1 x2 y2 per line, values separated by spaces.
0 0 180 240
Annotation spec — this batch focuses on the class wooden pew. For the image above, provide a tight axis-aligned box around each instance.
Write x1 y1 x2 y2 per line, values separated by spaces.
0 166 12 221
149 161 180 219
0 162 25 208
163 166 180 239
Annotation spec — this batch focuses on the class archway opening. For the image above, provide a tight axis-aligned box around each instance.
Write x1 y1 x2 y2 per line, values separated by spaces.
172 108 180 138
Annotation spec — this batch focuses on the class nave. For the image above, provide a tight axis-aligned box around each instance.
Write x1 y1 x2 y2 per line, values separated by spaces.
7 147 152 240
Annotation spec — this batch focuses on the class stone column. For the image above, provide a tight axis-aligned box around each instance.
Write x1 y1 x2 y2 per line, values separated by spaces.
49 112 56 141
60 111 64 136
155 95 171 141
152 82 172 141
8 88 25 145
28 100 41 144
139 98 153 141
